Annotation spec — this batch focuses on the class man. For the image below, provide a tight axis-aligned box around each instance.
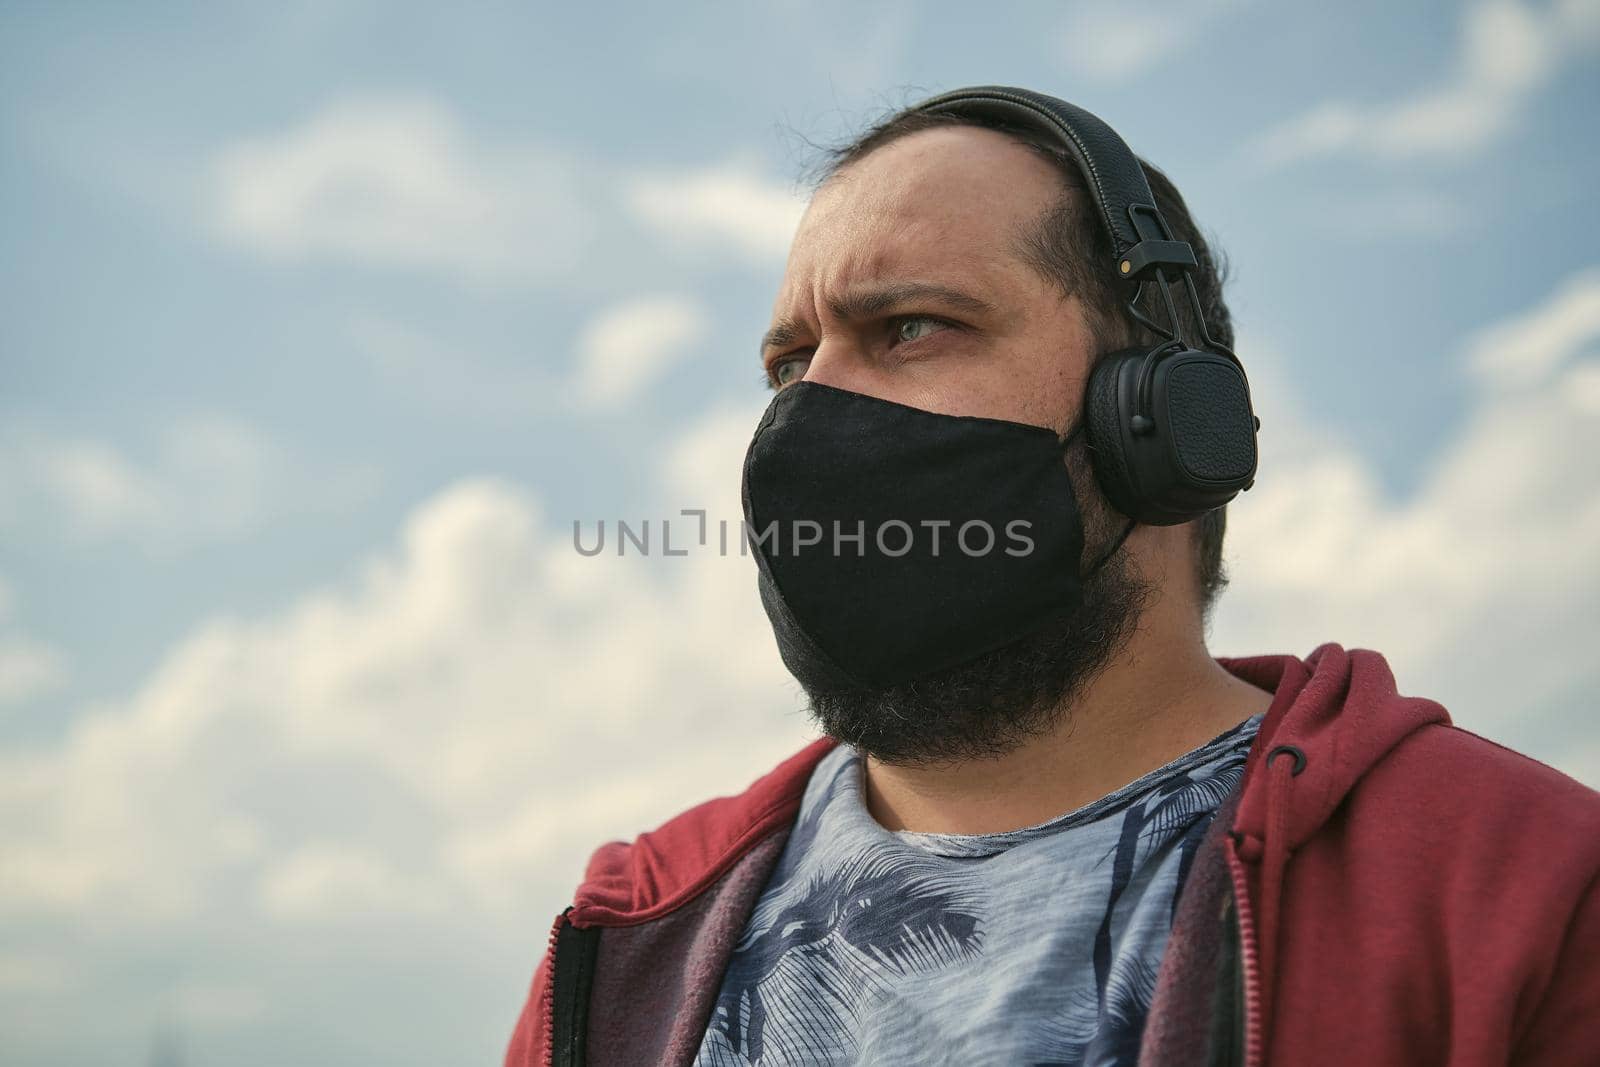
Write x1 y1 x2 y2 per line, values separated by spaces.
507 87 1600 1066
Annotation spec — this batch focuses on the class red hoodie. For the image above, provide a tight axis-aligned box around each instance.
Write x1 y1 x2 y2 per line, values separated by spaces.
505 646 1600 1066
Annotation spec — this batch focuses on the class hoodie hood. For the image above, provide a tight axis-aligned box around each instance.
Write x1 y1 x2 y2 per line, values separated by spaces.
1218 643 1449 1062
1225 643 1449 851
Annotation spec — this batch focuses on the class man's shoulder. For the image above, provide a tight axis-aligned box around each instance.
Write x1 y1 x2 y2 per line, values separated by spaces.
1386 721 1599 811
1342 720 1600 874
570 737 838 923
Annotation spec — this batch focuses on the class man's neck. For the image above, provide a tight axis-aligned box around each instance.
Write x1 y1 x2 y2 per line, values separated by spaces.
860 608 1274 836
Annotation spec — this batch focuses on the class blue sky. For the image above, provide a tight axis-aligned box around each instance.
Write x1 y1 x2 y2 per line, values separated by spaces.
2 2 1598 1064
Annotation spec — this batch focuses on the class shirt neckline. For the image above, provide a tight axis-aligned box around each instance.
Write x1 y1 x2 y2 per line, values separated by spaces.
863 713 1263 857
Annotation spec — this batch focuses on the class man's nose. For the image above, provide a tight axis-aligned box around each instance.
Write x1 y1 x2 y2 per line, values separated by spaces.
801 338 872 393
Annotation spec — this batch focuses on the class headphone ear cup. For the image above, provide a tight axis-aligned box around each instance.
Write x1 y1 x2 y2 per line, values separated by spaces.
1083 347 1146 521
1081 347 1259 525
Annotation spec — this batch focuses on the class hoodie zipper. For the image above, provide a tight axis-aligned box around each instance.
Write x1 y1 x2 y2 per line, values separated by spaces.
546 907 601 1067
1224 847 1266 1067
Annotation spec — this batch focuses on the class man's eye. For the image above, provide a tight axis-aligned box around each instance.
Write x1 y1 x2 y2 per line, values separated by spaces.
773 357 810 388
893 317 950 344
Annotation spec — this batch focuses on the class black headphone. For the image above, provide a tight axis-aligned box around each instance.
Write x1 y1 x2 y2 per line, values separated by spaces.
913 86 1259 526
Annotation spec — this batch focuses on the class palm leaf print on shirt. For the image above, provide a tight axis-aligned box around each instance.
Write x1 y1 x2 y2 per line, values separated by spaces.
705 844 986 1064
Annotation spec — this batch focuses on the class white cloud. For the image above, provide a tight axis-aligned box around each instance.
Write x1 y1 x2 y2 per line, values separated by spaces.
0 397 807 930
352 294 713 418
0 953 71 995
1249 0 1600 167
1060 0 1247 83
1309 186 1473 242
624 160 807 264
30 439 170 534
1 571 69 713
1215 266 1600 761
1466 268 1600 387
571 295 711 411
207 94 595 284
348 313 557 418
0 413 377 549
260 845 444 922
209 95 809 283
0 635 67 707
166 983 268 1028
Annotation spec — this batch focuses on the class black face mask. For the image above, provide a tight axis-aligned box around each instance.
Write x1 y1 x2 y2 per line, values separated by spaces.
741 381 1093 694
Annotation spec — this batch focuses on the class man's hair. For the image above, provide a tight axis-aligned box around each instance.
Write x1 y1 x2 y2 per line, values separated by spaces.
817 106 1232 614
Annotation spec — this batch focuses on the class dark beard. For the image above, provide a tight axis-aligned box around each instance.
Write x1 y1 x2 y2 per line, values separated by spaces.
805 452 1149 766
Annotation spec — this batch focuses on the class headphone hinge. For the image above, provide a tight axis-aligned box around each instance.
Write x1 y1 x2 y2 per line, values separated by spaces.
1118 239 1197 281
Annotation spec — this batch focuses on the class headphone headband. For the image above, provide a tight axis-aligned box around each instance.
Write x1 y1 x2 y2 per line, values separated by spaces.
913 86 1198 283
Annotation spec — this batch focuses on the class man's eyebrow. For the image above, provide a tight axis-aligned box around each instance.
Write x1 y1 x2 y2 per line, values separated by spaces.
758 283 997 359
759 318 805 359
826 282 997 322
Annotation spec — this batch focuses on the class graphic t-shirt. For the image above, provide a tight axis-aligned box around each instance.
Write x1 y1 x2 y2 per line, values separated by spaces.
692 714 1261 1067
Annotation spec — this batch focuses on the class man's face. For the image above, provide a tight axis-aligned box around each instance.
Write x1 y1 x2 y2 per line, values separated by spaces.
757 125 1149 766
762 125 1095 433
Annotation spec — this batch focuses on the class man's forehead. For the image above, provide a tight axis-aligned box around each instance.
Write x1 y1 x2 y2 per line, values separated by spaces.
778 125 1061 304
827 123 1056 196
809 126 1056 230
